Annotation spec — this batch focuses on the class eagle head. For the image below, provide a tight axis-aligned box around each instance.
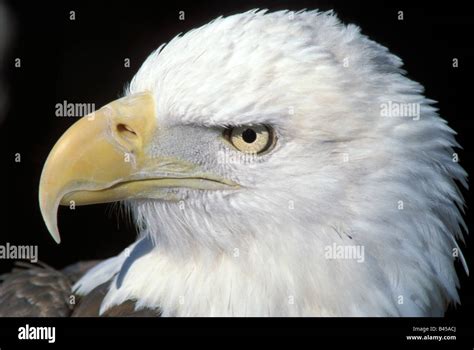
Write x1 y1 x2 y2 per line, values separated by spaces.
39 10 467 316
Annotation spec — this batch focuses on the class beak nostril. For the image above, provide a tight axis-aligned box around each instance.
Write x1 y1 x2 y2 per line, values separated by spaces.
117 123 137 137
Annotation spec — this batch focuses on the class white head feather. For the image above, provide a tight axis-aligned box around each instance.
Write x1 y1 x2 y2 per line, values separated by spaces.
74 9 467 316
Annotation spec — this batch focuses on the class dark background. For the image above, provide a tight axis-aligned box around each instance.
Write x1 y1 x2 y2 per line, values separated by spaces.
1 0 473 320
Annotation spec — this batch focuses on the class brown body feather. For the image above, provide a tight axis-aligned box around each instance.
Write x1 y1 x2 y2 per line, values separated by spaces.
0 261 160 317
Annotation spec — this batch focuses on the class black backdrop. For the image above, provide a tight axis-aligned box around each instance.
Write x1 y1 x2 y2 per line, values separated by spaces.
1 0 473 320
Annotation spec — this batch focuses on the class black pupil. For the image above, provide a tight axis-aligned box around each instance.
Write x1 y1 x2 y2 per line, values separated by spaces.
242 129 257 143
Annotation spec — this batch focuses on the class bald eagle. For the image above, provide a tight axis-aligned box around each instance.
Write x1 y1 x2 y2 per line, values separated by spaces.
0 9 468 317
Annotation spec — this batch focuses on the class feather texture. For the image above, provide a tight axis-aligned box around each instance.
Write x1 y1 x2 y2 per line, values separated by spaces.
73 9 467 316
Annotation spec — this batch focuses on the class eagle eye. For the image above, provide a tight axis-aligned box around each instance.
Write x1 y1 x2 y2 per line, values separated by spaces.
224 125 275 154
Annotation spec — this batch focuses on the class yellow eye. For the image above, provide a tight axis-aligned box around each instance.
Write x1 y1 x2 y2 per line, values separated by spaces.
224 125 275 154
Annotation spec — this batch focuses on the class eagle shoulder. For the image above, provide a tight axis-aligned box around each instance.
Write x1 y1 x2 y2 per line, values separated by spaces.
0 261 160 317
0 262 75 317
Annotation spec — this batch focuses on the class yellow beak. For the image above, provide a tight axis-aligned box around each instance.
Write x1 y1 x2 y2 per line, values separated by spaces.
39 92 236 243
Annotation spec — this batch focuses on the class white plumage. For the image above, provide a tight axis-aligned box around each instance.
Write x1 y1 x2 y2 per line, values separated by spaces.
74 9 467 316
